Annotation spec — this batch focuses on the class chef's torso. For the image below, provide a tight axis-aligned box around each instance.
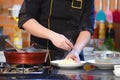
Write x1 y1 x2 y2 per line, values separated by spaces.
19 0 94 60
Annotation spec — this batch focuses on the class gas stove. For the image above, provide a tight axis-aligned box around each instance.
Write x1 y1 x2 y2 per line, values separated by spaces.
0 51 51 74
0 63 51 74
0 63 68 80
0 51 68 79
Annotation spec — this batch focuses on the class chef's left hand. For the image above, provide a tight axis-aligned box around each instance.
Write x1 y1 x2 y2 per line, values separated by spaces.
65 49 80 63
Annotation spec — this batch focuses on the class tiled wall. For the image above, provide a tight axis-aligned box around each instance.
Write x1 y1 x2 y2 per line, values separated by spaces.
0 0 29 48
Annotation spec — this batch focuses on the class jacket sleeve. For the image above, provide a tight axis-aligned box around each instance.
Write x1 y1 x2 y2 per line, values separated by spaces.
18 0 41 29
79 0 95 35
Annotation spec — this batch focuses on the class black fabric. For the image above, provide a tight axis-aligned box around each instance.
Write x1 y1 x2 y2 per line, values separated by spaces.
18 0 94 33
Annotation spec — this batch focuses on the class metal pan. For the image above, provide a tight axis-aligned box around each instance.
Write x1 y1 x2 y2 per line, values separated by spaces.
4 48 48 65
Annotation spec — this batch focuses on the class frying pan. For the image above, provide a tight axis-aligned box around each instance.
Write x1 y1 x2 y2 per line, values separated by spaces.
4 48 49 65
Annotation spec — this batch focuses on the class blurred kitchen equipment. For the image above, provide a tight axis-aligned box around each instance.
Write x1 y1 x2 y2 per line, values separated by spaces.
83 47 94 56
0 51 6 63
96 0 106 50
98 21 106 50
113 0 120 52
105 0 113 23
0 26 3 35
96 0 106 22
5 38 23 52
104 0 115 50
4 48 48 65
8 4 21 17
0 51 6 68
94 51 120 64
0 35 8 51
112 0 120 23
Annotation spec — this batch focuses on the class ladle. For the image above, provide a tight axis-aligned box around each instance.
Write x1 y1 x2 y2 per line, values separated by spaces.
5 38 25 53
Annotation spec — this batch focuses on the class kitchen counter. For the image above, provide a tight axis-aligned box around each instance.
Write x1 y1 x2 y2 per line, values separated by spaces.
0 65 119 80
51 67 118 80
0 51 120 80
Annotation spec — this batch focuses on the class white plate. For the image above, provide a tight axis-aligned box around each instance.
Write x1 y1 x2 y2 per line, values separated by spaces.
50 60 86 68
87 59 119 69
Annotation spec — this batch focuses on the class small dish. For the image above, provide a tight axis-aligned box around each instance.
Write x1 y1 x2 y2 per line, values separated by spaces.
113 70 120 77
114 65 120 71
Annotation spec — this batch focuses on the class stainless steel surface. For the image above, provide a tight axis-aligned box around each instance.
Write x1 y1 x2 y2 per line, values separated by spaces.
94 51 120 64
52 67 119 80
0 62 119 79
0 50 120 80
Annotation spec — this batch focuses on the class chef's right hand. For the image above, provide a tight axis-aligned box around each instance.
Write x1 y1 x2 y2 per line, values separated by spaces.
49 33 73 51
65 49 80 63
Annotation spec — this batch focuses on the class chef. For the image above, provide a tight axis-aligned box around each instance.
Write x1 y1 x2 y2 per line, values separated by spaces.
18 0 94 62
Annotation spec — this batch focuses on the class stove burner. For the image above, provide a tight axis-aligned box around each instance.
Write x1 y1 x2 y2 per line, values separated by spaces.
3 64 46 74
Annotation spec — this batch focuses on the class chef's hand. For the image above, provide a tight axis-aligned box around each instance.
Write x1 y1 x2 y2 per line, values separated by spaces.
49 33 73 51
65 49 80 62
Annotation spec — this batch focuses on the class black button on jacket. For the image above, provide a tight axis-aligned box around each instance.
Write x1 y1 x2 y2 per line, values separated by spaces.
18 0 94 60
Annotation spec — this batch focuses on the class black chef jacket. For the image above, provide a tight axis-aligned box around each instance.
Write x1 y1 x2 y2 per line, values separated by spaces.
18 0 94 60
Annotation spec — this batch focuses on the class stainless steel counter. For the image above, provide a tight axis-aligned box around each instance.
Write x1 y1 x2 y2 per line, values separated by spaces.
0 51 120 80
0 62 120 80
51 67 119 80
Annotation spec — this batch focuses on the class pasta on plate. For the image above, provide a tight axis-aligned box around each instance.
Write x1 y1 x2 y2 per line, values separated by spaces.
59 58 77 64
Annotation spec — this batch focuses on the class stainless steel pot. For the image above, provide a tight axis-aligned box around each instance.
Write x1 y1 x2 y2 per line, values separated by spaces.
94 51 120 64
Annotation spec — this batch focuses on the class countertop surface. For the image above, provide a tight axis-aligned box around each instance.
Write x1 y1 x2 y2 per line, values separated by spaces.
0 65 119 80
0 51 120 80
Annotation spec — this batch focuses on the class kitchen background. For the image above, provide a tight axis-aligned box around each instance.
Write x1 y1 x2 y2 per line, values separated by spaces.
0 0 120 51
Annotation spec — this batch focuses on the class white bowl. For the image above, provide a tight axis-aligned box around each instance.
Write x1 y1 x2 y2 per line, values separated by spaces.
87 59 115 69
113 70 120 77
114 65 120 71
